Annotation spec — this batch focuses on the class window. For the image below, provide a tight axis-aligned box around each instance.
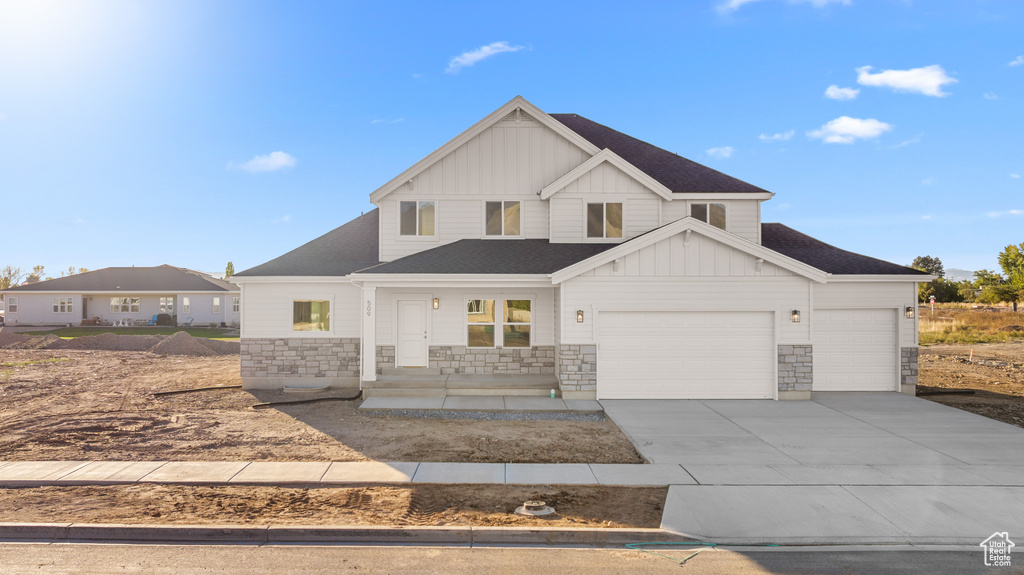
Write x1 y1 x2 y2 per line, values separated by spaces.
52 297 73 314
293 300 330 332
159 297 174 313
232 297 240 313
467 298 532 348
110 297 140 313
399 200 435 236
586 203 623 239
213 297 221 313
485 201 521 236
6 297 17 313
691 203 726 230
182 297 190 313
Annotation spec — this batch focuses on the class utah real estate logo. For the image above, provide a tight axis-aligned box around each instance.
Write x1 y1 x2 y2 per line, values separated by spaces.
981 532 1014 567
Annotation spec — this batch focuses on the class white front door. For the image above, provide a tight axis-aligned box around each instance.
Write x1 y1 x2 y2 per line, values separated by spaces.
396 299 429 367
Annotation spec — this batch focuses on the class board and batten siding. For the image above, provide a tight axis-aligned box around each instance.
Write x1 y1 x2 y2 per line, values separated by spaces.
812 281 919 347
660 199 762 244
240 281 361 339
547 161 662 244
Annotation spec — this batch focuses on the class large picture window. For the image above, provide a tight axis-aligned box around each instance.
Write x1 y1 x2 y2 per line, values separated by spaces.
485 201 521 236
52 297 73 313
586 203 623 239
399 200 436 236
691 203 726 230
467 298 532 348
293 300 330 332
110 297 140 313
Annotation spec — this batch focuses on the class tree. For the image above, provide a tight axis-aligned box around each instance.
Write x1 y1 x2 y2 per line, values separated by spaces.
225 262 235 278
918 277 964 303
973 269 1005 287
910 255 945 278
25 265 45 284
0 266 24 297
996 243 1024 311
59 266 88 278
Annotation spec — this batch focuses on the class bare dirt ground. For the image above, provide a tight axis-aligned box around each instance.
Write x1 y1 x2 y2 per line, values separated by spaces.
0 349 642 464
0 484 665 528
918 340 1024 428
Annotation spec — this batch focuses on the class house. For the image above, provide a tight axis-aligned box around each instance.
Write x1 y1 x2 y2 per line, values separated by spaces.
234 96 929 400
0 265 240 327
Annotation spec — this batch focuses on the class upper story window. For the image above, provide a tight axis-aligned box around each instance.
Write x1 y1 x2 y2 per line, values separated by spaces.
52 297 73 313
400 201 435 236
691 203 726 230
587 202 623 239
485 201 521 237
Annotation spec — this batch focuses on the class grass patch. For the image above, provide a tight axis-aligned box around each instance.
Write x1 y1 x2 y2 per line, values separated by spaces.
919 305 1024 345
22 327 239 341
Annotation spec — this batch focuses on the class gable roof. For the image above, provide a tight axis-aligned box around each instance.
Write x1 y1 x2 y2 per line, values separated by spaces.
550 113 769 194
2 265 238 293
761 223 929 276
354 239 616 275
539 148 675 201
234 210 381 277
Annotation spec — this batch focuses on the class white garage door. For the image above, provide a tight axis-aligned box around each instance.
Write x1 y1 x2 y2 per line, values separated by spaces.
598 311 775 400
813 309 897 391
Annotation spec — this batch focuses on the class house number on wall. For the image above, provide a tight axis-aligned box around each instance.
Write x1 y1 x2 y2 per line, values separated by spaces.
366 301 372 316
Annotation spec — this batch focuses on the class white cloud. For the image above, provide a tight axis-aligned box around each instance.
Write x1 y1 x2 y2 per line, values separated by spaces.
825 85 859 100
791 0 850 7
1011 173 1021 179
445 41 524 74
716 0 763 13
412 73 425 79
856 65 957 97
891 135 922 148
807 116 893 144
987 210 1024 217
236 151 297 173
983 92 1000 100
706 146 735 158
1010 56 1024 67
371 118 404 124
272 215 292 224
759 130 794 142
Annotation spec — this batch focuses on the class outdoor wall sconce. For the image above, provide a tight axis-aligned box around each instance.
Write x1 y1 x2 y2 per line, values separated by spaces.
905 306 915 319
577 310 585 323
791 309 801 323
433 298 439 310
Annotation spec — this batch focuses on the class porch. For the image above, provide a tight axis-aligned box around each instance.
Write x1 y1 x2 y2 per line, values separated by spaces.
361 367 560 398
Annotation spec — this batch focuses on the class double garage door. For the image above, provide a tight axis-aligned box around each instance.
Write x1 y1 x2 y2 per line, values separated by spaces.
598 311 775 400
812 308 898 391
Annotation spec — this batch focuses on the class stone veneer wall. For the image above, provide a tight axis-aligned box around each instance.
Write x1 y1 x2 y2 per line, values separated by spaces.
375 345 395 375
241 338 359 379
558 344 597 393
777 344 812 392
901 347 919 386
428 346 555 375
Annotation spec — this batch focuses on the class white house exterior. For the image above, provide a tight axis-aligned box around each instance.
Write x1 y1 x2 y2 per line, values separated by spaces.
234 96 928 400
1 265 240 327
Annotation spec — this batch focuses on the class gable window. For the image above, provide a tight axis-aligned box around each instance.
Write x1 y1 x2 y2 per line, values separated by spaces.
691 203 726 230
502 300 531 348
586 203 623 239
182 297 190 313
52 297 73 313
6 297 17 313
485 201 521 236
232 297 240 313
110 297 140 313
159 297 174 313
399 201 435 236
293 300 330 332
467 299 495 347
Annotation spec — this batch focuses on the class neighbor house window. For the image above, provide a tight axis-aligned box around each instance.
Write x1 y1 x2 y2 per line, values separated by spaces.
586 203 623 239
485 201 521 236
110 297 140 313
52 297 73 313
182 297 190 313
159 297 174 313
6 297 17 313
293 300 330 332
502 300 531 348
213 297 221 313
399 200 435 236
467 299 495 347
232 297 240 313
691 203 726 230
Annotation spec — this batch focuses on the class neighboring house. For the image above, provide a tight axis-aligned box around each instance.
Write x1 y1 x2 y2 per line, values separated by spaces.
0 265 240 327
234 96 929 400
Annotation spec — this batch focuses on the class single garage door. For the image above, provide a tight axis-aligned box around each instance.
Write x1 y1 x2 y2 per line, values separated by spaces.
598 311 775 400
812 308 897 391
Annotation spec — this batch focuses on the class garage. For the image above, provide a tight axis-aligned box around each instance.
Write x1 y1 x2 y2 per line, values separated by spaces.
597 311 775 400
812 308 897 391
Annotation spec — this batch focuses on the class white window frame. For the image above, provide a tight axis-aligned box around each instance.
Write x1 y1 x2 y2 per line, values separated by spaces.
232 296 240 313
52 297 74 314
110 296 140 313
483 200 523 238
397 199 438 238
213 297 221 313
465 297 533 349
159 297 175 313
585 202 625 241
182 297 191 314
690 202 728 230
6 296 17 313
292 299 331 332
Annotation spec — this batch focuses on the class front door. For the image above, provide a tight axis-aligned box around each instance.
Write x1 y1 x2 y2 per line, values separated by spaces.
82 298 88 320
396 299 428 367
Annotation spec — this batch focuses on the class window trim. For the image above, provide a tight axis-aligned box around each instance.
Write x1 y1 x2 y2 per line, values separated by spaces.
6 296 17 313
213 297 221 314
483 200 524 238
465 296 534 349
232 296 240 313
52 296 74 314
292 298 332 333
182 297 191 314
109 296 140 313
690 202 728 230
584 201 625 241
159 296 175 314
397 199 438 239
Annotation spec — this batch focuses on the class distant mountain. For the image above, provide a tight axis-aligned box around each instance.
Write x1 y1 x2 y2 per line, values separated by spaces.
946 268 975 282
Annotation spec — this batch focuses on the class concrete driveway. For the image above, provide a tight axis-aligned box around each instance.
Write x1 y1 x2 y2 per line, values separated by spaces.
602 392 1024 543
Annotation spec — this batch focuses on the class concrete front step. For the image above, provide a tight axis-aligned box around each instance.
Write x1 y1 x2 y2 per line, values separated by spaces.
380 367 442 376
363 387 555 398
362 374 559 398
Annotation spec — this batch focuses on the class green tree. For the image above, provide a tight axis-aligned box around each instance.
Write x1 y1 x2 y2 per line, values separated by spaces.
910 255 945 278
59 266 88 278
919 277 964 303
25 265 45 284
225 262 235 278
0 266 25 297
973 269 1005 287
995 243 1024 310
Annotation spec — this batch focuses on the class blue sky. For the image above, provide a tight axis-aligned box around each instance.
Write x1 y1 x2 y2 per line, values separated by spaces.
1 0 1021 277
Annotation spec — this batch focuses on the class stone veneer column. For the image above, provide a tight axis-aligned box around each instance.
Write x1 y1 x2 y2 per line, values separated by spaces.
777 344 812 400
375 345 395 375
900 347 919 395
240 337 360 390
557 344 597 399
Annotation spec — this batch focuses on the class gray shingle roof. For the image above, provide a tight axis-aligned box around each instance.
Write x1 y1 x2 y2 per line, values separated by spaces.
550 114 769 194
355 239 617 275
762 223 928 276
234 209 381 277
2 265 238 293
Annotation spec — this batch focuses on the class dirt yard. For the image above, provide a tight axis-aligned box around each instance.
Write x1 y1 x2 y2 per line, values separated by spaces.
0 484 665 528
918 341 1024 428
0 348 642 464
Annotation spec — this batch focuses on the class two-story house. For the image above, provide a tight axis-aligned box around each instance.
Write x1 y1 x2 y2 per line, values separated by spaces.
234 96 928 400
